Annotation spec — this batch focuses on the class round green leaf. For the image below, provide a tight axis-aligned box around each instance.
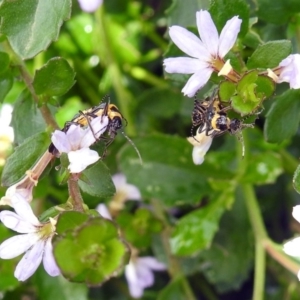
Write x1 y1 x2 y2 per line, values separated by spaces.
219 81 236 102
33 57 75 97
54 213 129 285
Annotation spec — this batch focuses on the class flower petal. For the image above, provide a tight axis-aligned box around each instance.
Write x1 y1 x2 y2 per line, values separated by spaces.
0 211 37 233
96 203 112 220
68 148 100 173
181 68 213 97
187 128 213 165
292 205 300 223
78 0 103 13
112 173 127 187
196 10 219 57
79 116 109 147
43 239 61 277
14 240 44 281
125 184 142 200
283 237 300 257
163 57 207 74
218 16 242 58
125 263 144 298
66 125 84 150
278 54 300 89
11 194 40 226
51 130 72 153
169 26 209 59
138 257 166 271
0 233 39 259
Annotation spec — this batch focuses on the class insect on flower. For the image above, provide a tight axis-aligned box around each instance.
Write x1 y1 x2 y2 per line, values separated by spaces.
190 91 255 157
49 96 142 163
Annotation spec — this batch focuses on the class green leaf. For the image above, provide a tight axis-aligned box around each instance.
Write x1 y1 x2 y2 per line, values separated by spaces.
78 161 115 198
242 152 283 184
219 81 236 102
10 89 47 144
118 134 214 207
35 270 88 300
231 71 262 115
157 276 187 300
166 0 204 27
0 52 10 75
0 71 13 103
255 75 275 98
210 0 249 37
54 212 129 285
0 0 71 59
257 0 300 24
200 189 253 292
1 132 50 186
116 208 163 249
170 190 233 256
293 164 300 194
33 57 76 97
247 40 292 69
264 89 300 143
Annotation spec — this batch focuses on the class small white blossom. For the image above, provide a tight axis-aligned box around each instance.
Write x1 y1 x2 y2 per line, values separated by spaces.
163 10 241 97
0 194 60 281
283 205 300 280
125 256 166 298
187 127 213 165
109 173 141 212
51 116 109 173
275 54 300 89
78 0 103 12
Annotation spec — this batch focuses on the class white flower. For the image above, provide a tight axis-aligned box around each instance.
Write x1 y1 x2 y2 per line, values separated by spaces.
51 116 109 173
163 10 242 97
125 256 166 298
275 54 300 89
187 127 213 165
0 151 54 206
0 194 60 281
109 173 141 213
78 0 103 12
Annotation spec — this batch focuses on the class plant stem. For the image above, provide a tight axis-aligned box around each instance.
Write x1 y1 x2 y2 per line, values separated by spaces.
264 240 300 275
68 175 85 212
151 199 196 300
242 184 267 300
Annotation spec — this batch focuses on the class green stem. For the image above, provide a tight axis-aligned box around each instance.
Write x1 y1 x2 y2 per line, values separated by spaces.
151 199 196 300
242 184 267 300
95 7 136 135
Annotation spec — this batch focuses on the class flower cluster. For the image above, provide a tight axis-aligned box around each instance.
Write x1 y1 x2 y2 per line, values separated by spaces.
164 10 300 97
0 113 111 281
